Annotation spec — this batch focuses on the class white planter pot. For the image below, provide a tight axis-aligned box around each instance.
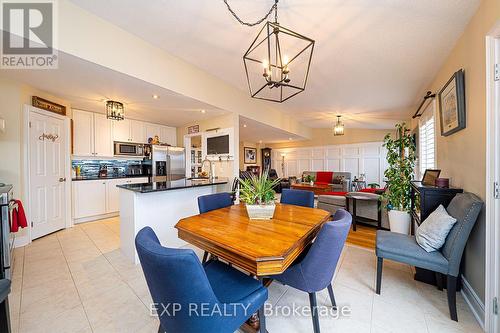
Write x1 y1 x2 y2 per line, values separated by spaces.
388 210 411 234
245 203 276 220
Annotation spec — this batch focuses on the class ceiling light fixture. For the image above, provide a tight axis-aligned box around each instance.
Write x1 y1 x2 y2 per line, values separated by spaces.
106 100 124 121
152 94 159 99
201 109 206 114
333 115 345 136
243 124 247 128
224 0 315 103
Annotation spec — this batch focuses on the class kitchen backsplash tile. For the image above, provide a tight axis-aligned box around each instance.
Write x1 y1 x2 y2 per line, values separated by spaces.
72 159 143 178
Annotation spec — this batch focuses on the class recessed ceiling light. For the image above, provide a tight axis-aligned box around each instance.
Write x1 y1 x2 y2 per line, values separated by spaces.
243 124 247 128
201 109 206 114
152 94 159 99
259 140 262 144
289 137 292 140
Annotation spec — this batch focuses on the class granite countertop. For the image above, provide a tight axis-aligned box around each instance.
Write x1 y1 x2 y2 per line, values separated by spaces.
72 174 150 181
117 178 228 193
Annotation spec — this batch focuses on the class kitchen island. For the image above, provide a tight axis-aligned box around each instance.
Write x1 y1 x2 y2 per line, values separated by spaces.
118 178 229 263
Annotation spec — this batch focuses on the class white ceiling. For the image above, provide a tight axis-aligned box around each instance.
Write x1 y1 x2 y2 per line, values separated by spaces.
69 0 480 129
239 116 303 143
1 52 228 126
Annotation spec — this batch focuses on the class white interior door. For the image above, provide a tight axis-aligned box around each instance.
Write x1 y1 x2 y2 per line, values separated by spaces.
29 111 67 239
494 37 500 333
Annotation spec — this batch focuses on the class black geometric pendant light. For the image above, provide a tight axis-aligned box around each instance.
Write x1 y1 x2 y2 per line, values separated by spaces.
224 0 315 103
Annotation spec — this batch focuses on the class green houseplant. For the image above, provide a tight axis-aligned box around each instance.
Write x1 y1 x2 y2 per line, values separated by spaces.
382 122 416 234
239 170 282 220
304 174 315 185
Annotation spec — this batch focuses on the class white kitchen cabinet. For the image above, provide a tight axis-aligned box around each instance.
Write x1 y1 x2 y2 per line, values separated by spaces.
72 180 107 219
112 119 131 142
160 126 177 146
106 178 129 213
74 177 149 219
145 123 161 142
130 120 146 143
106 177 148 213
73 110 94 156
93 113 113 156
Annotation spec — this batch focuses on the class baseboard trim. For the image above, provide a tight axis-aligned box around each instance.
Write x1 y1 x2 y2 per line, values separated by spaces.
461 275 485 330
73 212 119 224
13 235 29 248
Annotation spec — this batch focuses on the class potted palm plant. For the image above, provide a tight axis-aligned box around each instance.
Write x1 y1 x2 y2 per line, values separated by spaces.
239 171 282 220
382 122 416 234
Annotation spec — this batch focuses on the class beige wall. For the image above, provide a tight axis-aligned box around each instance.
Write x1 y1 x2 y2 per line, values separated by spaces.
239 142 261 170
267 128 394 149
0 78 23 199
414 0 500 303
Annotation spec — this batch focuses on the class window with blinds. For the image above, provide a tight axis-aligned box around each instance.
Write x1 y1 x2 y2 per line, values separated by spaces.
419 105 436 175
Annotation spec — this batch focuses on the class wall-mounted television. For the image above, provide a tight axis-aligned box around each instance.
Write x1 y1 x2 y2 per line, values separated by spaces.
207 135 230 155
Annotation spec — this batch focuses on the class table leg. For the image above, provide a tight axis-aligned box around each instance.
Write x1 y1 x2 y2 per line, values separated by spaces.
352 198 357 231
377 199 382 229
240 277 270 333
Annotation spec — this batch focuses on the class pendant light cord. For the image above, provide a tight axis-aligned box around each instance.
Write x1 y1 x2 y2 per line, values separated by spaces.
223 0 278 27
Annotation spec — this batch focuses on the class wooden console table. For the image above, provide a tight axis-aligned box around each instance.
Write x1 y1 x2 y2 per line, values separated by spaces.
290 182 331 195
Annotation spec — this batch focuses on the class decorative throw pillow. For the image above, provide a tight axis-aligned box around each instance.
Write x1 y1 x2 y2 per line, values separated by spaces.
332 176 344 184
416 204 457 252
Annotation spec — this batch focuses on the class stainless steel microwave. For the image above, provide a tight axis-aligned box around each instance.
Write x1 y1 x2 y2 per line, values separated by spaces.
114 141 147 157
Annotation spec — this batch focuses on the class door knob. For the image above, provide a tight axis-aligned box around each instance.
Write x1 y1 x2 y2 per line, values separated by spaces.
59 177 66 182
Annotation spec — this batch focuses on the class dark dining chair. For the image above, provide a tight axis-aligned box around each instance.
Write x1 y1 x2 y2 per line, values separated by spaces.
280 188 315 208
136 227 268 333
376 192 483 321
0 279 11 333
198 192 233 263
272 209 352 333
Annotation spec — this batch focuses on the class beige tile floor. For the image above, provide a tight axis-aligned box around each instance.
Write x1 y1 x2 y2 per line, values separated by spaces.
9 217 483 333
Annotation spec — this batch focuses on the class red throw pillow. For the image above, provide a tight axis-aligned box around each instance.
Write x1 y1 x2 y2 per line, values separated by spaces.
316 171 333 184
359 188 385 194
323 191 348 196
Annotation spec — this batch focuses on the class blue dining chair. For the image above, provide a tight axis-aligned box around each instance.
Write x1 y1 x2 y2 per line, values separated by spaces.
198 192 233 262
280 188 315 208
136 227 268 333
272 209 352 333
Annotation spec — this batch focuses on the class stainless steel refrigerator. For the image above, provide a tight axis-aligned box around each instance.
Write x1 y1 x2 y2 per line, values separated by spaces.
152 145 186 182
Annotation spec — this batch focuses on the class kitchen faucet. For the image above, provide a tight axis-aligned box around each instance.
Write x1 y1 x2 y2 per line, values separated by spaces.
201 158 216 181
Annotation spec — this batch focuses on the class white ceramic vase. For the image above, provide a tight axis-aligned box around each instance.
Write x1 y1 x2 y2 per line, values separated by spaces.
388 210 411 234
245 203 276 220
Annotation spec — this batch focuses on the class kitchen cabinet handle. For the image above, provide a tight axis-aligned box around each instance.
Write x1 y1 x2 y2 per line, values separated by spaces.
59 177 66 182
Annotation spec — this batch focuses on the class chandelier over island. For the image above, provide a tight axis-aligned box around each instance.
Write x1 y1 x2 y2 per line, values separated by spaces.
106 100 124 121
224 0 315 103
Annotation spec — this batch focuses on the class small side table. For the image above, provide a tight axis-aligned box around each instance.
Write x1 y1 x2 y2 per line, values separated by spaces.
345 192 382 231
351 180 367 192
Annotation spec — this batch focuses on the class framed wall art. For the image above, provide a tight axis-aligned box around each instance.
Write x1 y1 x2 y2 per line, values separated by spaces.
438 69 466 136
244 147 257 164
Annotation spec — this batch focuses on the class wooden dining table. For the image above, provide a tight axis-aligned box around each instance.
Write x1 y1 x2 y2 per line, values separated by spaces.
175 203 331 332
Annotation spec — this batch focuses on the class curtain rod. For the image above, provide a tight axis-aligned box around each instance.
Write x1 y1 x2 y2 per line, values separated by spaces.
412 91 436 119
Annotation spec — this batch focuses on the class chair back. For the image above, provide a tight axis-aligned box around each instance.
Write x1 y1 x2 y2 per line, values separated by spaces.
280 188 315 208
135 227 219 333
300 209 352 291
198 192 233 213
268 169 278 179
440 192 483 276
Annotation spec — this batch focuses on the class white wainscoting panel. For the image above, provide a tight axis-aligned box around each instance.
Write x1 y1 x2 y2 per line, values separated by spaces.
273 142 387 185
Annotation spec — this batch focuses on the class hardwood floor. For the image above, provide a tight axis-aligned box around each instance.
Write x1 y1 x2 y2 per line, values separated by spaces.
346 224 376 249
